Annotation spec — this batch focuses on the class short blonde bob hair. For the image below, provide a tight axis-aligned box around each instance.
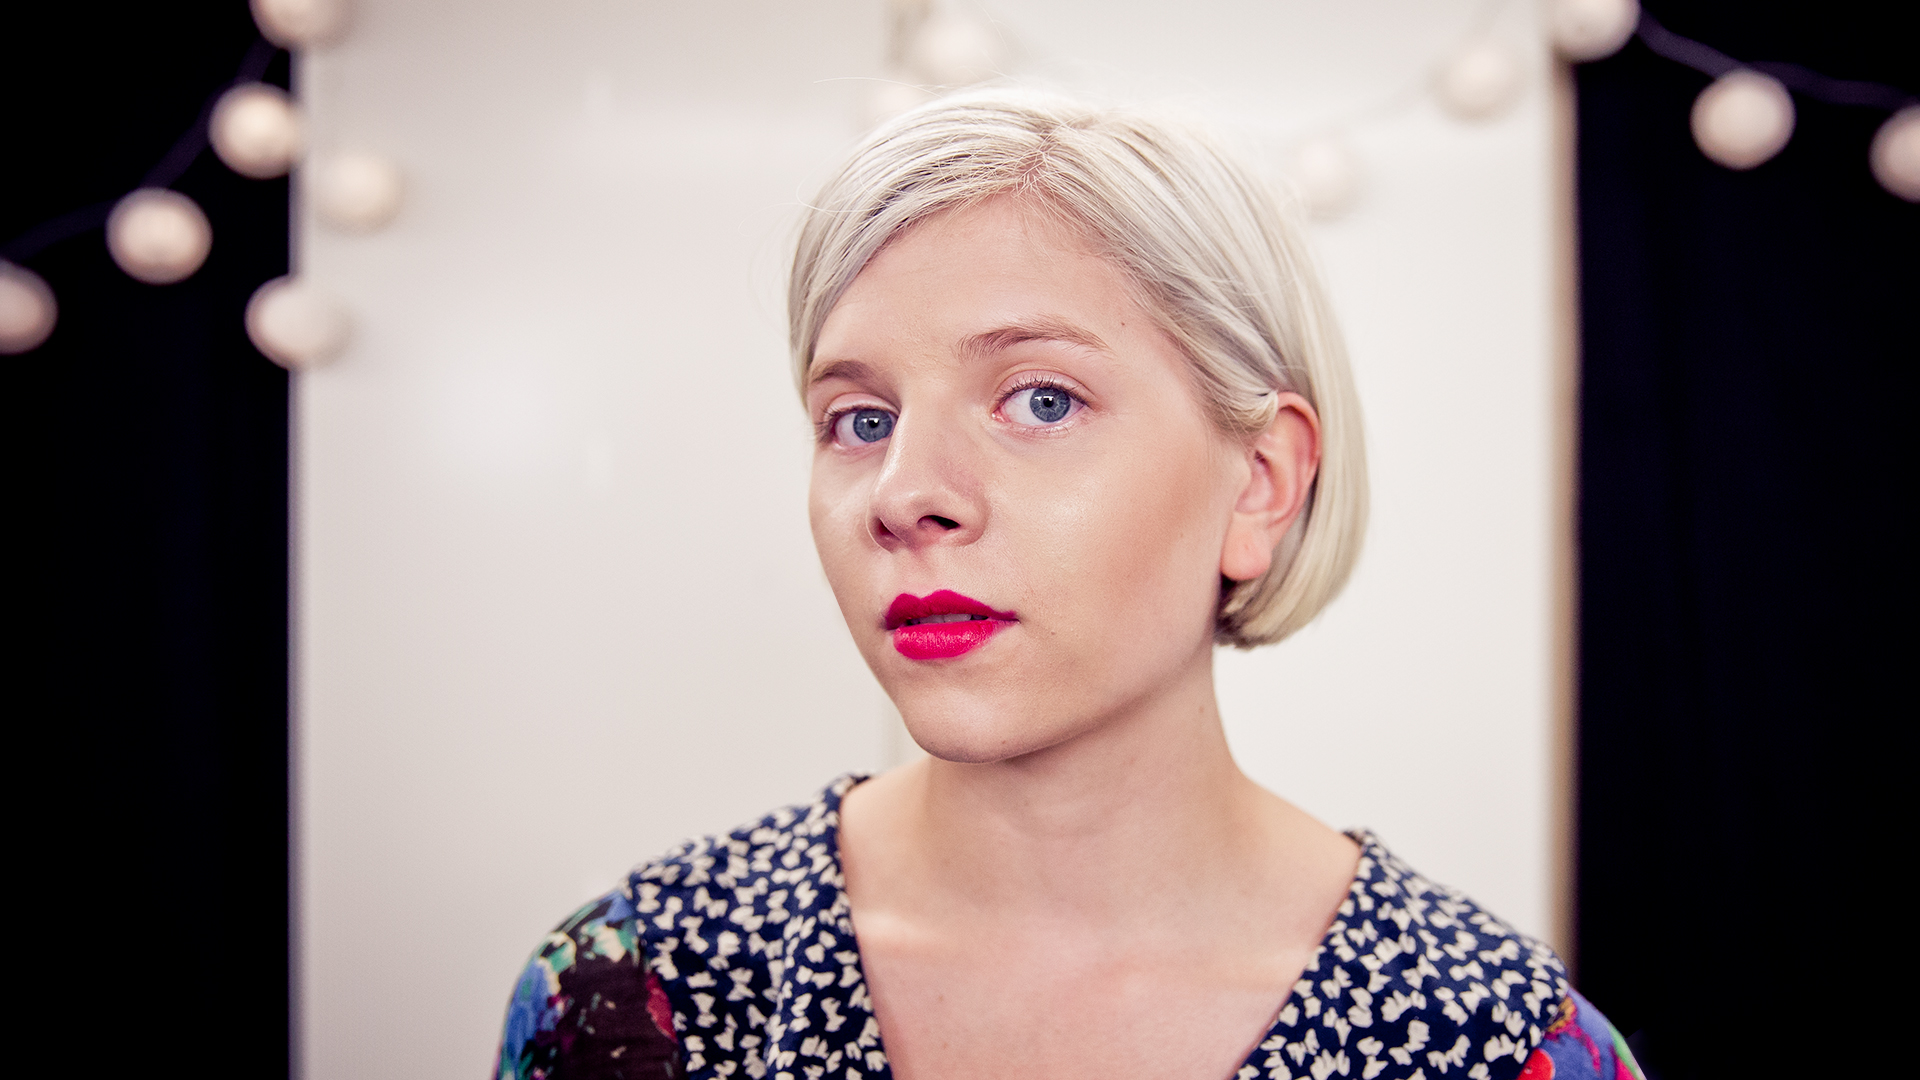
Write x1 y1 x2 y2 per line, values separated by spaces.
789 89 1367 648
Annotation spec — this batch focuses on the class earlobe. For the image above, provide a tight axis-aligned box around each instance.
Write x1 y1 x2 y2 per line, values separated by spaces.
1220 517 1275 582
1219 393 1321 583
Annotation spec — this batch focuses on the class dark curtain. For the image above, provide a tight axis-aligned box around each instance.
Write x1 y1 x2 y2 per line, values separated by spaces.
4 2 290 1070
1574 3 1912 1077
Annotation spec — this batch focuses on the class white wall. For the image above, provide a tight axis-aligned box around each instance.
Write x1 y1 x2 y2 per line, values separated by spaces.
296 2 1561 1076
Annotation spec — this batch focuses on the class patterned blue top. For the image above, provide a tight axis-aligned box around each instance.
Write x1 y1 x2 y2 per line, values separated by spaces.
496 775 1642 1080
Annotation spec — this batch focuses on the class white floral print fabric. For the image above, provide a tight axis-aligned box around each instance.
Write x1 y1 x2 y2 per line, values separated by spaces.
526 776 1573 1080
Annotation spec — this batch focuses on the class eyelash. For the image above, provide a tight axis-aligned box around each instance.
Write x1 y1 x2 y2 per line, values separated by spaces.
814 375 1087 445
815 403 880 445
996 373 1082 412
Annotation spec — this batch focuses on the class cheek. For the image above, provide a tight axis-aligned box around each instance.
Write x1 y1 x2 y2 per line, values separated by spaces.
1011 433 1231 630
1119 453 1231 599
808 462 877 605
807 470 851 561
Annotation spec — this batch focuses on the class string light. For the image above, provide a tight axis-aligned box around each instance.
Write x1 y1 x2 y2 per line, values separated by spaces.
0 261 58 355
1287 136 1364 221
0 0 390 359
864 0 1002 126
1434 37 1527 121
906 12 1005 89
862 82 936 130
250 0 351 50
1281 2 1917 215
1549 0 1639 63
1690 70 1795 171
211 82 304 179
1871 106 1920 202
246 276 351 369
1632 8 1913 191
107 189 214 285
311 151 405 232
0 4 1908 361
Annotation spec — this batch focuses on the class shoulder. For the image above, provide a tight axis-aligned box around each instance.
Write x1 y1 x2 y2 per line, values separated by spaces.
494 890 682 1080
633 774 854 981
634 776 869 1072
1249 833 1574 1080
494 776 865 1080
636 775 852 907
1520 989 1646 1080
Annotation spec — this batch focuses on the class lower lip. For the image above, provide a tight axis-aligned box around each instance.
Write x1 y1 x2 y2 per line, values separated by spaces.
892 619 1009 660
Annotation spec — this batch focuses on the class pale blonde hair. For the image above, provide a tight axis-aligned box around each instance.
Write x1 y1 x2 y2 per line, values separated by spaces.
789 89 1367 647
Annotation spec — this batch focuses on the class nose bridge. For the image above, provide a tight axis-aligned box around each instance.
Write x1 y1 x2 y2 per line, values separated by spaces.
868 404 983 548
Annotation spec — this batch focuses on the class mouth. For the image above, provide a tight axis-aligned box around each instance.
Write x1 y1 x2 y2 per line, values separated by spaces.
886 590 1017 660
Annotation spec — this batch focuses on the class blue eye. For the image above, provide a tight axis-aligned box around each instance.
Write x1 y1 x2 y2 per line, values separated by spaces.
1006 385 1079 426
833 408 895 444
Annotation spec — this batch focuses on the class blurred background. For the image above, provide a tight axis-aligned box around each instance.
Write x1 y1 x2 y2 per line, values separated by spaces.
5 2 1910 1078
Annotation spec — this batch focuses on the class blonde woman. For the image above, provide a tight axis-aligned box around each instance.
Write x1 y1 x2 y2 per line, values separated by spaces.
495 91 1640 1080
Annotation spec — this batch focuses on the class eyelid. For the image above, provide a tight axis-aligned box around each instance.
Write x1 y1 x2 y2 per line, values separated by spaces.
995 371 1089 410
817 386 894 416
817 398 896 445
996 373 1089 431
819 398 895 426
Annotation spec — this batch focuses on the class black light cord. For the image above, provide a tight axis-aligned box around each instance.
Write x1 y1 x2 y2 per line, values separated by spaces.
1633 10 1915 110
1 36 284 265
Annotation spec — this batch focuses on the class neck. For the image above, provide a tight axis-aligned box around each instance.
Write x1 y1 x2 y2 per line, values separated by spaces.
844 650 1273 928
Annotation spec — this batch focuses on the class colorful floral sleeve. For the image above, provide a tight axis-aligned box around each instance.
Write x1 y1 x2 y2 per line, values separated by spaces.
1517 990 1645 1080
494 889 684 1080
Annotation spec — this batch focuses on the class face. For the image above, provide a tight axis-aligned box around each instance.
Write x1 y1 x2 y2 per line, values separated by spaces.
806 197 1269 763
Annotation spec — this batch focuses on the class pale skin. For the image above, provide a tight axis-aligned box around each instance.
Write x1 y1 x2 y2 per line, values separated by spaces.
807 196 1360 1080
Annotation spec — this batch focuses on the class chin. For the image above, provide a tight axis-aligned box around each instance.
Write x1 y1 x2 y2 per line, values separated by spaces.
892 686 1096 765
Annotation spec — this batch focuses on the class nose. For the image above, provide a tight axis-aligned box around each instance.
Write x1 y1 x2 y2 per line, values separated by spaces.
867 413 985 551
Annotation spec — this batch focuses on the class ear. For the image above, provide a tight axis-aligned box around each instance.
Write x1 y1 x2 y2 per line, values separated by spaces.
1220 392 1322 583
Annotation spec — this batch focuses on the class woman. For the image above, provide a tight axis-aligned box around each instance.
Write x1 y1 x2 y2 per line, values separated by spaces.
496 91 1639 1080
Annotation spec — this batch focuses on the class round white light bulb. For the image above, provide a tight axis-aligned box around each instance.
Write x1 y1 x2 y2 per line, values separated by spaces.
311 151 404 232
250 0 350 49
246 276 350 369
211 82 304 179
107 188 213 285
0 261 58 354
1870 105 1920 202
862 78 935 130
1550 0 1640 63
907 14 1003 87
1287 136 1363 221
1691 69 1795 171
1435 38 1526 121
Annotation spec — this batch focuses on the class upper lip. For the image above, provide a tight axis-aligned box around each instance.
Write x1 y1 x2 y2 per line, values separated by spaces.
886 590 1017 630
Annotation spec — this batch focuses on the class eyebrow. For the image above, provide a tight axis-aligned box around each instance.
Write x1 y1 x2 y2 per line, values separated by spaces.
806 318 1112 390
958 318 1111 365
806 358 877 390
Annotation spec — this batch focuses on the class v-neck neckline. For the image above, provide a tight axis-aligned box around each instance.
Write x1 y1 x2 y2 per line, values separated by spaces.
809 775 1369 1080
644 775 1566 1080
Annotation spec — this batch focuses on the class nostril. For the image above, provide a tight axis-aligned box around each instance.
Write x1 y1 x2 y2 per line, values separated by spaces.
924 515 960 530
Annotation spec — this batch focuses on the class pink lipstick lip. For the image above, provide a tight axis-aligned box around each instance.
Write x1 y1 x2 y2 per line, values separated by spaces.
885 590 1016 630
886 590 1017 660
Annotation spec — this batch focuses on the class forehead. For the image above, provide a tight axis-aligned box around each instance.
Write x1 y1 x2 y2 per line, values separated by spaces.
811 197 1152 369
